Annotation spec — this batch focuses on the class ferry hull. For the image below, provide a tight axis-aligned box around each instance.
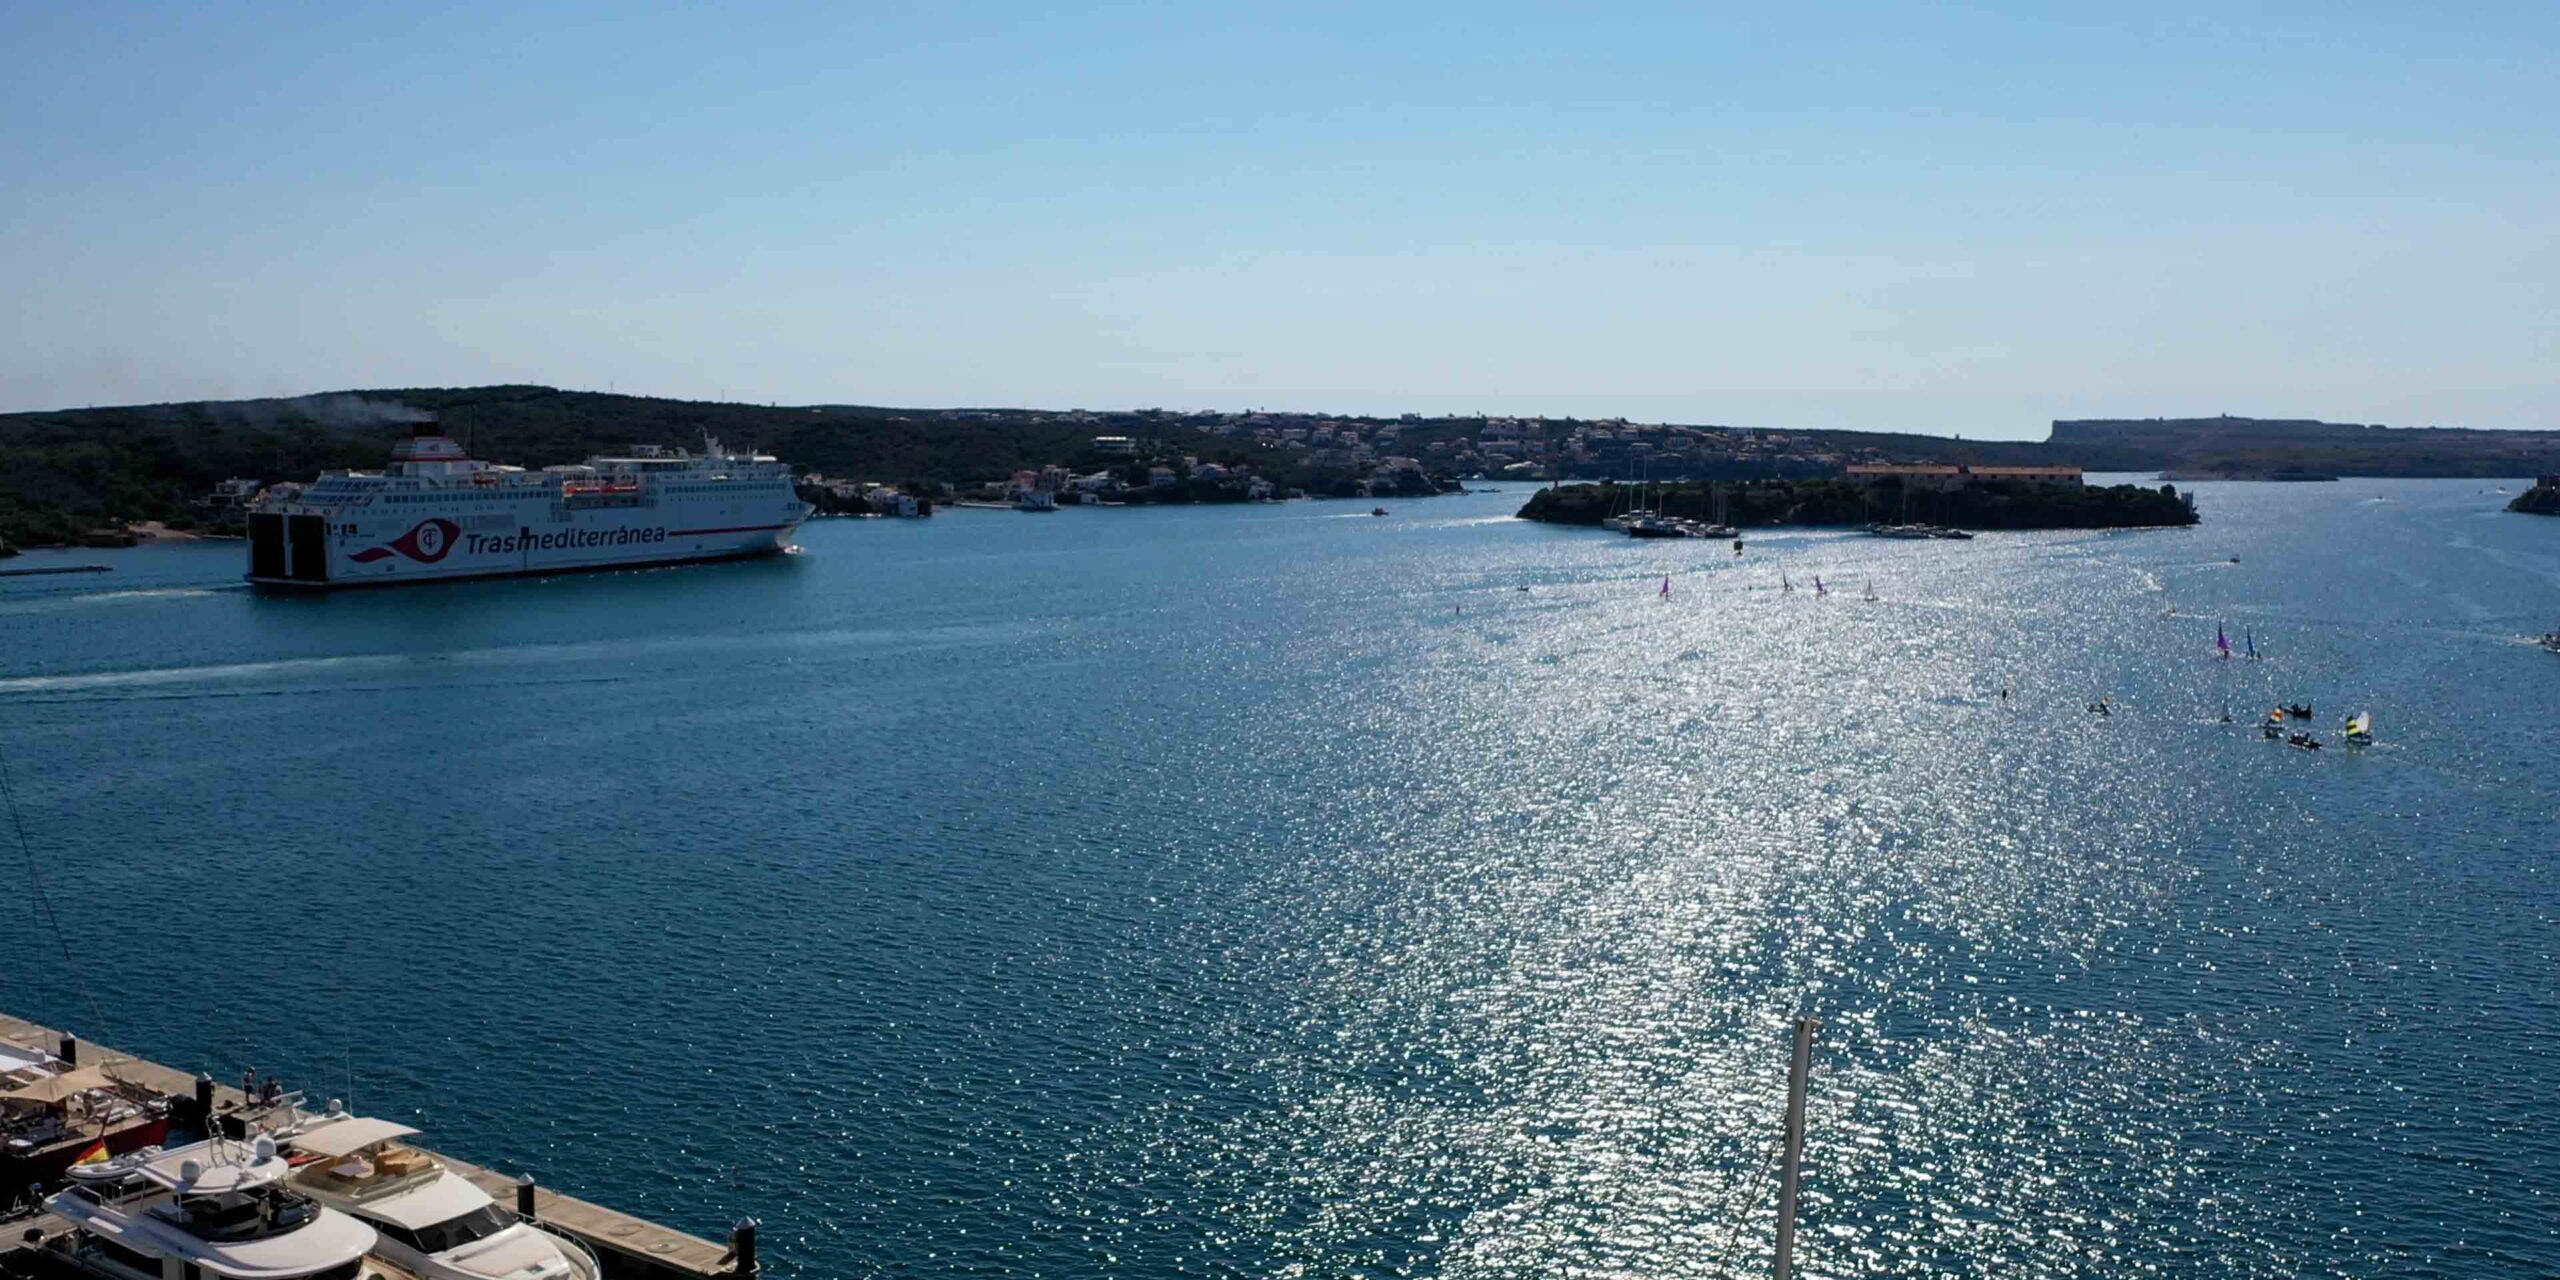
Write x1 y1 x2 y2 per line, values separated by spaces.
248 511 806 590
245 541 797 590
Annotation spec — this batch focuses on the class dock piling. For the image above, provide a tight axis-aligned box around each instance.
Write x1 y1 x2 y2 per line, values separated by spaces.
516 1174 537 1220
725 1217 759 1276
55 1035 75 1066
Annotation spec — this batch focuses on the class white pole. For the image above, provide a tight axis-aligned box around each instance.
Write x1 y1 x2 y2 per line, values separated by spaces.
1773 1014 1820 1280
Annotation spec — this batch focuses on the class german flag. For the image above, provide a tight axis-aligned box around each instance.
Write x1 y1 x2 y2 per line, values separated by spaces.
72 1138 109 1166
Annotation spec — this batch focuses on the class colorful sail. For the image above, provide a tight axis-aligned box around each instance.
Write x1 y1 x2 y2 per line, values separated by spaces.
1814 575 1827 595
1660 575 1671 598
2345 711 2372 738
2217 622 2231 658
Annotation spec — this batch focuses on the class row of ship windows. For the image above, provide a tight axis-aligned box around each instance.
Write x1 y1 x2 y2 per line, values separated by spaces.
316 480 783 503
380 494 534 503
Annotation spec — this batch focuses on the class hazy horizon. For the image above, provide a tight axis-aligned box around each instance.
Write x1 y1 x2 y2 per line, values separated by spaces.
6 3 2556 438
15 382 2559 444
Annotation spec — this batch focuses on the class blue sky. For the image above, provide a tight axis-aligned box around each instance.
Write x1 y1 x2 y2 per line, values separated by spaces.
3 2 2553 436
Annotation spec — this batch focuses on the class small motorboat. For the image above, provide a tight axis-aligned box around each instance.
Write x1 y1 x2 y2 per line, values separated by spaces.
2287 733 2322 751
2539 630 2560 654
2087 699 2112 716
2285 704 2314 719
1371 507 1389 517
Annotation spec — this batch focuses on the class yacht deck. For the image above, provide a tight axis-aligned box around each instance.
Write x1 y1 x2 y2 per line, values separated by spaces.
0 1012 737 1279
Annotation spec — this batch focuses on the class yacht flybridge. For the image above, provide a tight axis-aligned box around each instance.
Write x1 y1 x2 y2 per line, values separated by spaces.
282 1114 601 1280
44 1134 410 1280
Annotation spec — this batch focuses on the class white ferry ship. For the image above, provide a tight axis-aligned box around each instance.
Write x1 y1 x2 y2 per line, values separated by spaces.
248 425 811 588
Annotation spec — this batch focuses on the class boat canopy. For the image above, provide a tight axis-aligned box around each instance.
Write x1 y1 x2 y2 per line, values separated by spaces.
1 1063 113 1103
290 1116 422 1159
0 1039 56 1080
0 1042 55 1074
360 1170 492 1231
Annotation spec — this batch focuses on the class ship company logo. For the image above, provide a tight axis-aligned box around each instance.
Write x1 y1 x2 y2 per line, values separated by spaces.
350 518 460 564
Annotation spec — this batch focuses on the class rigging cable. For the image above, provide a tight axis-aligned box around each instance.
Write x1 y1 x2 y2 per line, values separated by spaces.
1712 1135 1785 1269
0 732 110 1037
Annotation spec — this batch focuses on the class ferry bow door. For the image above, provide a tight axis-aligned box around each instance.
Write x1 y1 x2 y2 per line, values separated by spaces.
287 514 330 582
248 513 287 578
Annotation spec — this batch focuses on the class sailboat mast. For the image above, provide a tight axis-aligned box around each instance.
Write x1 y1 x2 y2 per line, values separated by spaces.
1772 1015 1820 1280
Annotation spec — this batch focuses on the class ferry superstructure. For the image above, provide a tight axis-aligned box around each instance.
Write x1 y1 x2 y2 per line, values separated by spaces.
247 425 811 588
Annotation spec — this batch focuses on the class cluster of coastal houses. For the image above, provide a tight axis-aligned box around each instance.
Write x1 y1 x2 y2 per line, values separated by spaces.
1163 410 2062 482
180 414 2085 534
1842 463 2085 489
1001 460 1282 506
798 474 928 516
1156 410 1852 479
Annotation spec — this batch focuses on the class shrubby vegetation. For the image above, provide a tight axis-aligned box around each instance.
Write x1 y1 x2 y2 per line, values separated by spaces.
2509 483 2560 516
0 387 1295 546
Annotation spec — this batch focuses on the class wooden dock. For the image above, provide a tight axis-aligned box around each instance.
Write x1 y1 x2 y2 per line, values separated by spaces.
0 1013 745 1278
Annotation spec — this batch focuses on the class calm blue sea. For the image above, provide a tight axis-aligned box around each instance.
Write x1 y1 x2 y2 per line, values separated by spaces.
3 480 2557 1277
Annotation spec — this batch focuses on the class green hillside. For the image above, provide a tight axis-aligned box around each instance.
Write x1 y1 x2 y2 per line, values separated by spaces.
0 387 1266 546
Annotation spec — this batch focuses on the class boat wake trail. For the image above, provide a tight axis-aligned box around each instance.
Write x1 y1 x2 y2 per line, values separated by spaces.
0 653 410 694
0 585 241 616
0 620 1054 699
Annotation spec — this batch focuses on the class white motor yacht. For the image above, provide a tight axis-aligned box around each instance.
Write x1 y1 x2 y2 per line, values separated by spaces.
283 1116 600 1280
45 1133 409 1280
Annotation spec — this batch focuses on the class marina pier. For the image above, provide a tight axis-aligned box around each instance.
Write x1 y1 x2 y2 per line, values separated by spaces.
1 1012 748 1279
